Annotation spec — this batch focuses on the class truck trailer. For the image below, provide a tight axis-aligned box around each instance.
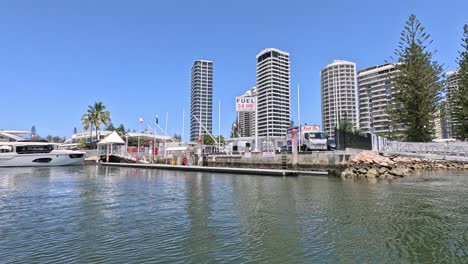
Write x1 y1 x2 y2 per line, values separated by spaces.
286 125 330 151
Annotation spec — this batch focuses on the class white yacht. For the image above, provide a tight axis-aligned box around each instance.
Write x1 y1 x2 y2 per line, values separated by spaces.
0 131 85 167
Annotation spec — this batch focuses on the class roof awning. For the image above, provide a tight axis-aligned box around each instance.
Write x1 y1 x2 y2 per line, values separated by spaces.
97 131 125 145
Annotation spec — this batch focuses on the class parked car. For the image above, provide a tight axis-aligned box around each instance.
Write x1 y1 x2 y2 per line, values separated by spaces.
327 138 336 150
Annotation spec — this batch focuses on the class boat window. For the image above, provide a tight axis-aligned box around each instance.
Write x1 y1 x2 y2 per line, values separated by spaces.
0 145 13 153
16 145 54 154
69 154 84 159
32 158 52 163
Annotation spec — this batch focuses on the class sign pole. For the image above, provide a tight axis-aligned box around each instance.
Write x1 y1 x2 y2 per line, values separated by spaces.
255 96 258 152
237 111 239 153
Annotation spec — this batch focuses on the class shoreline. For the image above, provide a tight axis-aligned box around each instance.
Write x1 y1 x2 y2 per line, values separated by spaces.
341 151 468 179
94 150 468 179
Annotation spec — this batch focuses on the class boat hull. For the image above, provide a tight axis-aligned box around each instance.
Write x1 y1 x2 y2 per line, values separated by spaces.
0 151 85 167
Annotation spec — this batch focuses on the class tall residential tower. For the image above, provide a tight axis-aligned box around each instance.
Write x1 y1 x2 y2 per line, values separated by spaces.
357 63 398 134
320 60 358 138
256 48 291 138
190 60 213 141
445 70 461 139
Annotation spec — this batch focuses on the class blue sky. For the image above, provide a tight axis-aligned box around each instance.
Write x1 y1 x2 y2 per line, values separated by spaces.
0 0 466 139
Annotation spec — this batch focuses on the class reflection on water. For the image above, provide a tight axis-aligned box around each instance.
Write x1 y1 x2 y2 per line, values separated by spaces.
0 166 467 263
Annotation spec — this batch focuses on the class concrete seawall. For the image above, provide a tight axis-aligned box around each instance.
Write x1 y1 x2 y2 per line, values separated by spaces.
207 151 354 176
99 150 358 177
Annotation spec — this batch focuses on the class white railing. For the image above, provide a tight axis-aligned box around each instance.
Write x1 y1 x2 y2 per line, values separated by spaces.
370 133 468 158
384 141 468 158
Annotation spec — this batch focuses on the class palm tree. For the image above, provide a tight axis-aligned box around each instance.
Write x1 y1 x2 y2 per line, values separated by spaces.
81 112 94 143
81 102 111 146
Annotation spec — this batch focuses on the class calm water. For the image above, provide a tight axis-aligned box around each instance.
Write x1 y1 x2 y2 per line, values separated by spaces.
1 166 468 263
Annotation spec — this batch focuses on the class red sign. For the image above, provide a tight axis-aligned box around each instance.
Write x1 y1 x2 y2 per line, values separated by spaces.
302 125 320 132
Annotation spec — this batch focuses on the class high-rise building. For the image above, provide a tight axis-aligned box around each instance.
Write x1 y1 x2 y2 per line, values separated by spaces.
190 60 213 141
440 99 450 139
445 70 460 139
256 48 291 138
357 63 399 134
320 60 358 138
237 87 257 137
433 108 443 140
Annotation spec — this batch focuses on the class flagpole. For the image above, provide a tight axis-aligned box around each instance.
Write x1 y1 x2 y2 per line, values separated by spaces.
165 112 168 136
182 108 185 143
165 112 168 158
137 120 140 155
156 114 159 163
218 99 221 152
298 83 301 152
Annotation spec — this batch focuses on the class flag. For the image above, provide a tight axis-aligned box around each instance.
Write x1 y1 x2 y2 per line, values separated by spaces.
155 115 159 124
139 117 144 124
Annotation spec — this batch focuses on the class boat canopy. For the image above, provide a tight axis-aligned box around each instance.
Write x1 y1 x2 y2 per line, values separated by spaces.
0 132 24 142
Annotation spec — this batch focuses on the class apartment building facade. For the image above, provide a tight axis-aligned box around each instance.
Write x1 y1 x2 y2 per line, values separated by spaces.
190 60 213 141
357 63 398 134
320 60 358 138
445 70 461 139
256 48 291 138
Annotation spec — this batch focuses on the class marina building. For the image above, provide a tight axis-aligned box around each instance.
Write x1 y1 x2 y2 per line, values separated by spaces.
256 48 291 138
320 60 358 138
357 63 399 135
190 60 213 141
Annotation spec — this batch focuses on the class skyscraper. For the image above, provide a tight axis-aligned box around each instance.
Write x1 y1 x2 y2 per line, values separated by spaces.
320 60 358 138
190 60 213 141
357 63 399 134
440 99 450 139
256 48 291 138
445 70 460 139
237 87 257 137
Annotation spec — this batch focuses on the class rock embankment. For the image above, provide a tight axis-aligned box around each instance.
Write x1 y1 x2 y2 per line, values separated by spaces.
341 151 468 179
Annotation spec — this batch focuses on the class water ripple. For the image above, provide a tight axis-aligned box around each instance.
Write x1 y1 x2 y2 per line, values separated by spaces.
0 167 467 263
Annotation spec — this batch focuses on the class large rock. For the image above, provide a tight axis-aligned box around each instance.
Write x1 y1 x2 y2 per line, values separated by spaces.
358 168 368 174
341 168 355 178
389 167 409 177
366 168 379 178
379 167 389 174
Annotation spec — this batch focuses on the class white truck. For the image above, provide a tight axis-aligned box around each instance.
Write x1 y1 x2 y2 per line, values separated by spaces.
286 125 329 151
